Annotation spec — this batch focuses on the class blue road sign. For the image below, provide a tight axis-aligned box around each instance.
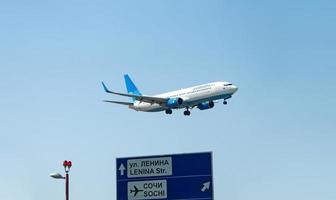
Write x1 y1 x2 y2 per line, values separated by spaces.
116 152 213 200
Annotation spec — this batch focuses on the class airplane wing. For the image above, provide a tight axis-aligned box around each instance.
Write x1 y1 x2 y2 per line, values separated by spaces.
102 82 168 104
103 100 133 106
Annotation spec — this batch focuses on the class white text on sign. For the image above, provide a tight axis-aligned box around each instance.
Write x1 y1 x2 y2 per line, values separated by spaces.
127 157 172 178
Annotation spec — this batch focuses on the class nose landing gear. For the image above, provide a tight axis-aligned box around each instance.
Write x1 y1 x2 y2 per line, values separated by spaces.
223 100 228 105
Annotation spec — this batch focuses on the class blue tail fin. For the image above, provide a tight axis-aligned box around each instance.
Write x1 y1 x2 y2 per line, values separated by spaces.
124 74 142 102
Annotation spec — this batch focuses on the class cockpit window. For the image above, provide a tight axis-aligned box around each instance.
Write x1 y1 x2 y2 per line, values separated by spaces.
224 83 232 86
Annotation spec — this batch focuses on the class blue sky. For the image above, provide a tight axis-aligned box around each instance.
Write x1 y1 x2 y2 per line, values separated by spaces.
0 0 335 200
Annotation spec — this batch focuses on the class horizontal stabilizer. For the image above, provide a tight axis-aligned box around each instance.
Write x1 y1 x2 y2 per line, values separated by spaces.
103 100 133 106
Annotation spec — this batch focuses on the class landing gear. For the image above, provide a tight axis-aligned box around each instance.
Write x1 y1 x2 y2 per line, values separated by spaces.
184 110 191 116
165 109 172 114
223 96 231 105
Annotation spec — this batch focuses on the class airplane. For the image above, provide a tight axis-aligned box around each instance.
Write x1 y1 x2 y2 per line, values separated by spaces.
102 74 238 116
130 186 143 197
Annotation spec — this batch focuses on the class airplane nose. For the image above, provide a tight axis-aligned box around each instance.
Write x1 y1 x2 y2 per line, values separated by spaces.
233 85 238 93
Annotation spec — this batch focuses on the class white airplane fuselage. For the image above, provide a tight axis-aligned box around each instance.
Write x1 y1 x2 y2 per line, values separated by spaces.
130 82 238 112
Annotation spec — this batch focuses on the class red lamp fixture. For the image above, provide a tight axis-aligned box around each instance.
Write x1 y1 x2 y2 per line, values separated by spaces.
63 160 72 172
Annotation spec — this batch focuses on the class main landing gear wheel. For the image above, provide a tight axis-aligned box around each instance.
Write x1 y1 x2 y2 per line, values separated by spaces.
165 109 172 114
223 100 228 105
184 110 191 116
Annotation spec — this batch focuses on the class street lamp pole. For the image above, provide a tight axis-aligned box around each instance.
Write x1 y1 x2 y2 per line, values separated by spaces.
50 160 72 200
63 160 72 200
65 172 69 200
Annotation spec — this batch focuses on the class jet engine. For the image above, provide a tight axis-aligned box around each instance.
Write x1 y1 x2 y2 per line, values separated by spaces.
197 101 215 110
166 97 183 108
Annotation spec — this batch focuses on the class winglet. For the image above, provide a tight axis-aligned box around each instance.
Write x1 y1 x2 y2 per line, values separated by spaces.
101 81 112 93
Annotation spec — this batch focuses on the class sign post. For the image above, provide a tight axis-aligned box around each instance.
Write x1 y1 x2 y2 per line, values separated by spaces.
117 152 213 200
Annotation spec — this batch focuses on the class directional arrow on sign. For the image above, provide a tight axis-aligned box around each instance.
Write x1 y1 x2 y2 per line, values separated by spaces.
119 163 126 176
201 181 211 192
